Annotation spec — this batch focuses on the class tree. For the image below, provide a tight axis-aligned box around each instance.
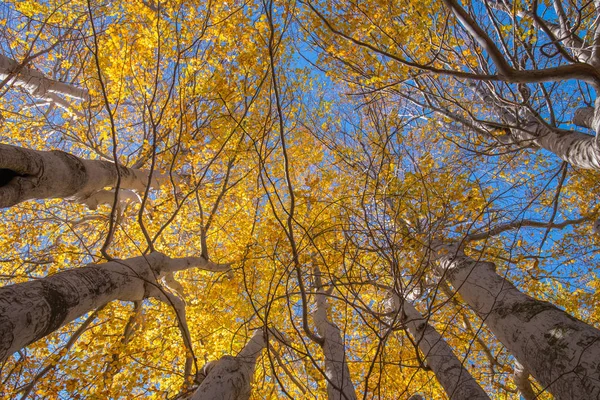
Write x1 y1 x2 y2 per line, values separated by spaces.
190 329 268 400
0 252 230 363
432 241 600 398
0 143 164 209
386 292 491 400
2 0 600 399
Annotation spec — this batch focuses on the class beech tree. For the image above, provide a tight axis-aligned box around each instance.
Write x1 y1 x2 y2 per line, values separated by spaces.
432 241 600 398
0 253 230 363
190 330 268 400
0 143 165 209
386 292 491 400
2 0 600 399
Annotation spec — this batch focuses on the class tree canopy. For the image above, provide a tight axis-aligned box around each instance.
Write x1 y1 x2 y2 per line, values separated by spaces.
2 0 600 399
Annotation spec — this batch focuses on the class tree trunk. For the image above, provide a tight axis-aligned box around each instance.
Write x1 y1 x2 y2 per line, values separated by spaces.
0 143 161 208
0 252 229 362
510 120 600 170
191 330 266 400
0 53 88 115
314 289 357 400
0 54 88 100
399 299 490 400
433 242 600 399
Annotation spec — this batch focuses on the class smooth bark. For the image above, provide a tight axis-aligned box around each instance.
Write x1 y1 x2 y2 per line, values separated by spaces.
396 298 490 400
0 54 88 100
433 242 600 399
0 143 161 208
191 330 266 400
0 252 229 362
0 53 88 115
510 120 600 170
314 289 357 400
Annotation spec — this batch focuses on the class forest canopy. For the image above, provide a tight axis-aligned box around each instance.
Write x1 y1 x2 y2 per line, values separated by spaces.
1 0 600 399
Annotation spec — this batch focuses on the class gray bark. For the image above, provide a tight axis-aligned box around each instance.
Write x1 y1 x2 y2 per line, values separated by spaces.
573 107 595 129
507 97 600 169
0 143 161 208
517 121 600 169
314 289 357 400
433 242 600 399
0 252 230 362
397 298 490 400
191 330 266 400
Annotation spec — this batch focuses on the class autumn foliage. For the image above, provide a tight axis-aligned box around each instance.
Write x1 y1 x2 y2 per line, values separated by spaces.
2 0 600 399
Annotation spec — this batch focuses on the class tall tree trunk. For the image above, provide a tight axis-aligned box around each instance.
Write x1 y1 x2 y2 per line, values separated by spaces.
390 295 490 400
0 252 229 362
191 329 266 400
433 242 600 399
0 143 162 208
314 288 357 400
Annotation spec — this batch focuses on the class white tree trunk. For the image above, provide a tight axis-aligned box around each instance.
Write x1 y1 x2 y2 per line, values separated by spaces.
398 299 490 400
191 330 266 400
0 252 229 362
0 54 88 100
0 53 88 115
509 120 600 170
433 242 600 399
314 290 357 400
0 143 162 208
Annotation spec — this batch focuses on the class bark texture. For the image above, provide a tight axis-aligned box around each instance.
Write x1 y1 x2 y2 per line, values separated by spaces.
0 54 88 100
191 330 266 400
0 252 229 362
398 299 490 400
509 120 600 170
434 242 600 399
0 53 88 114
0 144 160 208
314 289 357 400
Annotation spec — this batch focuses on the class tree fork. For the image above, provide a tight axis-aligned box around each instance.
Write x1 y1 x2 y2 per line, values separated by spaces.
0 252 230 362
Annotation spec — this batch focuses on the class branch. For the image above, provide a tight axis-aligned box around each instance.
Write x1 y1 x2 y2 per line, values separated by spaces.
0 53 88 117
442 0 600 86
514 360 537 400
17 305 105 399
308 1 600 86
465 216 588 242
